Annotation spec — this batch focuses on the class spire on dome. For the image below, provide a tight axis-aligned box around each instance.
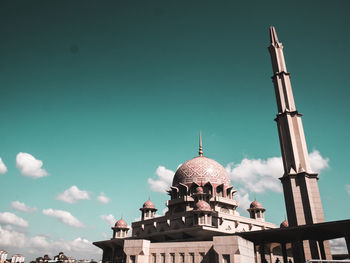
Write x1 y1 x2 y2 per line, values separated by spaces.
269 26 279 46
199 131 203 156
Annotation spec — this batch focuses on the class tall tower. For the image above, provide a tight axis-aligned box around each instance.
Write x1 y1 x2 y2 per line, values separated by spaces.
268 26 331 261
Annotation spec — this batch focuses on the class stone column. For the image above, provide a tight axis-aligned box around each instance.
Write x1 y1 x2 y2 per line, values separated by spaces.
184 253 190 263
259 244 267 263
318 240 326 259
194 253 201 263
164 253 169 263
281 243 287 263
291 240 305 263
255 246 261 263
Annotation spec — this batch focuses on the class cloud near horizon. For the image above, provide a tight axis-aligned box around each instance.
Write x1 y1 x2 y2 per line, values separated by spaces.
57 185 90 204
11 201 37 213
16 152 48 178
0 225 101 260
148 150 329 195
0 212 29 228
42 209 85 228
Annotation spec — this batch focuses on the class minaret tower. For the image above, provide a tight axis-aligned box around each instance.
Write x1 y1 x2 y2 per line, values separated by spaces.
268 26 331 261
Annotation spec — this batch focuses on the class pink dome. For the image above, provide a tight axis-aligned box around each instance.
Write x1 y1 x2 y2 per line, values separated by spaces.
172 156 231 187
115 218 128 228
195 200 211 211
250 200 263 209
195 186 204 194
143 200 155 209
280 219 288 228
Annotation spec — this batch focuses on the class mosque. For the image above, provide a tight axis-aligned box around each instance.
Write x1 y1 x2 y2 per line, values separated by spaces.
93 27 350 263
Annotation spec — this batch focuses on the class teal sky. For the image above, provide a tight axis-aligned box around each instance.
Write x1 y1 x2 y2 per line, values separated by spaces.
0 0 349 260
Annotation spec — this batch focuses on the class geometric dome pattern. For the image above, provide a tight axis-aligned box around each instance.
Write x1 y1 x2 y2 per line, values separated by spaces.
250 200 263 209
195 200 212 211
172 156 231 187
115 218 128 228
142 200 156 209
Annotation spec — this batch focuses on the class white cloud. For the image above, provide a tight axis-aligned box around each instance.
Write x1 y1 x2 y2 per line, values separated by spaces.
309 150 329 172
226 156 283 193
345 185 350 195
148 166 175 193
57 185 90 204
0 225 26 247
0 212 29 228
11 201 37 213
235 189 252 213
97 192 110 204
42 209 85 228
330 238 347 254
0 157 7 174
147 151 329 195
100 214 116 227
226 150 329 193
0 226 101 260
16 152 48 178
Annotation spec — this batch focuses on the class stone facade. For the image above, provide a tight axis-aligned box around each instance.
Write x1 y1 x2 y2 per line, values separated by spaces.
93 26 330 263
94 151 277 262
100 236 256 263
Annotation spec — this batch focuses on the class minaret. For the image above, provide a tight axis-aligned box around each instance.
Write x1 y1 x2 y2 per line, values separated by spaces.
269 26 311 175
268 26 331 261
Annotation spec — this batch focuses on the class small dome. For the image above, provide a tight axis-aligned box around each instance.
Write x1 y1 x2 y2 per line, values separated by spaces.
250 200 263 209
280 219 288 228
173 156 231 188
143 200 155 209
195 186 204 194
195 200 211 211
115 218 128 228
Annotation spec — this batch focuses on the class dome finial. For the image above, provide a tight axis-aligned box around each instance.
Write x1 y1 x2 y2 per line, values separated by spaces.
199 131 203 156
